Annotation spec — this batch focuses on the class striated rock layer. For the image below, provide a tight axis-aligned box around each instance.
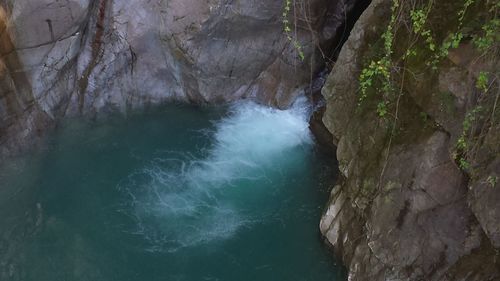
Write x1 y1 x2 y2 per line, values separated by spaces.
0 0 367 156
320 0 500 280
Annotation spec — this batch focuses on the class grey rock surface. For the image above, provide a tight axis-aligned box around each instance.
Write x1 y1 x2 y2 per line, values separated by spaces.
320 0 500 280
0 0 362 156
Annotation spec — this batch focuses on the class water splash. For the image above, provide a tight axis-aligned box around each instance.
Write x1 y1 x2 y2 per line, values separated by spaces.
119 98 313 252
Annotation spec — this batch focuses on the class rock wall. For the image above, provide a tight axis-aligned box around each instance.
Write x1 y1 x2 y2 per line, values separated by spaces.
0 0 367 157
320 0 500 280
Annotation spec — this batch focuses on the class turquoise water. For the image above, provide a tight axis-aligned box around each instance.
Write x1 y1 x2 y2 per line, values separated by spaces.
0 101 345 281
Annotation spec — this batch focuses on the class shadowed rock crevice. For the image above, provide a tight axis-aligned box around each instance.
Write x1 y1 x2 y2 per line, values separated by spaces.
77 0 109 113
308 0 372 155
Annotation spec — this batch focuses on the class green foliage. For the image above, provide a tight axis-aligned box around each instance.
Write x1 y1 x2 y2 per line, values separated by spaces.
455 106 484 171
357 0 498 177
282 0 305 61
382 0 399 58
473 18 500 51
410 9 427 34
487 175 498 187
377 101 388 117
458 0 475 22
476 71 490 92
404 48 417 58
358 0 398 106
410 7 437 54
457 136 467 150
471 0 500 51
437 32 463 59
358 0 497 111
459 157 471 170
358 59 391 104
463 106 484 131
426 0 476 67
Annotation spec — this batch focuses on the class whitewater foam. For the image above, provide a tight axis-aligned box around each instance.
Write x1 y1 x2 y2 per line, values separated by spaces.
119 98 314 252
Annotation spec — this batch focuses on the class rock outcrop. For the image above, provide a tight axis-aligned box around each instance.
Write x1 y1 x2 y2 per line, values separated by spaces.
320 0 500 280
0 0 368 157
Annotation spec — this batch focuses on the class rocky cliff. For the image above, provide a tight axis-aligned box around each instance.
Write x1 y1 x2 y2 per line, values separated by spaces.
0 0 369 157
320 0 500 280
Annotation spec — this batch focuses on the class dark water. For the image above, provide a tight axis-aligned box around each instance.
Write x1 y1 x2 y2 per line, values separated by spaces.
0 101 345 281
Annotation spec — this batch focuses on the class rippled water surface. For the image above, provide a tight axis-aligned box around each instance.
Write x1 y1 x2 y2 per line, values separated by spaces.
0 101 345 281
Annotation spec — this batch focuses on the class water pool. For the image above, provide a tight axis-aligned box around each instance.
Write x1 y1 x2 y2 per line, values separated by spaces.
0 100 345 281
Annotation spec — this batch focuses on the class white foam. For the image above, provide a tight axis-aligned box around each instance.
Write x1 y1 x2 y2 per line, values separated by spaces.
120 98 313 252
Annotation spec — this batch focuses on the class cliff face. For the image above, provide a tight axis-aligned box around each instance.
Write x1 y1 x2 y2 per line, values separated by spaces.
0 0 367 156
320 0 500 280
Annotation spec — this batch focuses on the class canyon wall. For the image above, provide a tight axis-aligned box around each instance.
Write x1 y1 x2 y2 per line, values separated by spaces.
320 0 500 280
0 0 367 156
